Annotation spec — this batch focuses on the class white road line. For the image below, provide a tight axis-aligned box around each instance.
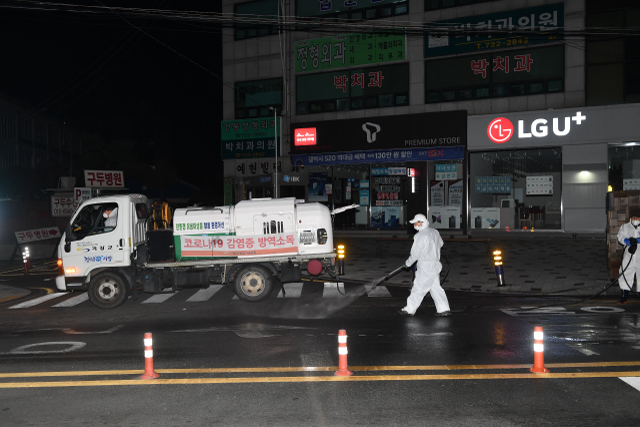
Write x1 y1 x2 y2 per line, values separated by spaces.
620 377 640 393
366 285 392 298
53 293 89 308
142 292 177 304
9 292 69 309
277 283 303 298
186 285 223 302
323 282 346 298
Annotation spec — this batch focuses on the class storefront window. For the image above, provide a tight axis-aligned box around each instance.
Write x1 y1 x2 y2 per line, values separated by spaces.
428 162 463 230
470 149 562 231
609 144 640 192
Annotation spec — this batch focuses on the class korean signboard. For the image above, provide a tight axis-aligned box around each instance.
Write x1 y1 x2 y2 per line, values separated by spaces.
179 234 297 258
435 164 458 180
426 45 564 92
293 146 464 167
291 111 466 154
15 227 61 244
373 176 402 207
468 104 640 151
295 32 406 73
84 170 124 188
425 3 563 57
235 159 281 176
297 62 408 106
526 176 553 195
297 0 404 17
51 195 75 218
221 117 280 160
474 176 512 194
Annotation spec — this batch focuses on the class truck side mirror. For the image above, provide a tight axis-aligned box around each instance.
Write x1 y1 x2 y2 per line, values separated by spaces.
64 224 72 253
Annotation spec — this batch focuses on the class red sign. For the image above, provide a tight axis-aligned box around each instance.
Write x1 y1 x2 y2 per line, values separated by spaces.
294 128 317 146
15 227 60 244
487 117 514 143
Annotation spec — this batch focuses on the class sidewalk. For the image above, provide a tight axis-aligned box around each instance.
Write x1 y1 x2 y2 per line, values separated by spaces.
335 232 615 297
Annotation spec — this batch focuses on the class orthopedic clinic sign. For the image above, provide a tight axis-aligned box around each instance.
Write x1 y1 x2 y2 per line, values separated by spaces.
469 105 640 150
487 112 586 144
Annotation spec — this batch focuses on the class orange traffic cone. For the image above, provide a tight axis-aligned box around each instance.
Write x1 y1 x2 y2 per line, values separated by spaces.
334 329 353 376
140 332 160 379
529 326 550 373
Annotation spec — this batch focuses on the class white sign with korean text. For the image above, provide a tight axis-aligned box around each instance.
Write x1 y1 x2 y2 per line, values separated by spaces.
74 187 91 207
526 175 553 195
51 195 75 218
84 170 124 188
180 234 298 258
15 227 61 244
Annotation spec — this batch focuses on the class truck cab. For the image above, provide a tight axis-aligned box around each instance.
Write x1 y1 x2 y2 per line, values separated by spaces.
57 194 149 307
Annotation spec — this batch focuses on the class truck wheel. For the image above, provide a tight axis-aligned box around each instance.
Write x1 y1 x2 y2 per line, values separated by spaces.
233 265 273 303
88 272 129 309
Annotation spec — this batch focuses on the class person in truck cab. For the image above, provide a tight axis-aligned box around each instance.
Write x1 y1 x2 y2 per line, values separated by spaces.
103 207 118 229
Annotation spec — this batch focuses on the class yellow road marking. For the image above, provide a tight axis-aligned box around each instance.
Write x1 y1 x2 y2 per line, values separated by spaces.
1 361 639 379
2 371 640 388
26 287 54 294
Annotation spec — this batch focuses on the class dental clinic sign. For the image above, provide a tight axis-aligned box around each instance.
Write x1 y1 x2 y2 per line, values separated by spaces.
469 104 640 150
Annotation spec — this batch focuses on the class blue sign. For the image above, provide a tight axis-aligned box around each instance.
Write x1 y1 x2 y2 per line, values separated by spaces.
292 146 464 167
474 176 512 194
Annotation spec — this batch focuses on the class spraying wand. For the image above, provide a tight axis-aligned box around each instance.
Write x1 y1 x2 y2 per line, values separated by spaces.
368 265 406 291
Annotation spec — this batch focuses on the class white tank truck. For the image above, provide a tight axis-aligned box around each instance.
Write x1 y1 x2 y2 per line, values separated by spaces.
56 194 349 309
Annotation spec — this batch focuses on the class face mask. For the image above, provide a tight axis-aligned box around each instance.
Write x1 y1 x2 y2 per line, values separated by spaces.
633 220 640 226
414 225 421 231
103 212 108 219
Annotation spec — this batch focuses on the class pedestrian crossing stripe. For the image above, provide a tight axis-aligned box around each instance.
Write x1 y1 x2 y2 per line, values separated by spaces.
6 283 394 309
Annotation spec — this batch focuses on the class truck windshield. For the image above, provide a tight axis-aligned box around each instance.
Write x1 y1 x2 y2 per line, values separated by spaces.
70 203 118 240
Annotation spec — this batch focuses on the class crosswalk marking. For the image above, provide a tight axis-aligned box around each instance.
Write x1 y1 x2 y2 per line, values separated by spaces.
9 292 69 309
620 377 640 393
366 285 392 298
142 291 177 304
277 283 303 298
52 293 89 308
323 282 346 298
4 283 397 309
186 285 223 302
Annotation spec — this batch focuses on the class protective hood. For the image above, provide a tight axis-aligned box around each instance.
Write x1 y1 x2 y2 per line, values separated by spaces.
409 213 429 230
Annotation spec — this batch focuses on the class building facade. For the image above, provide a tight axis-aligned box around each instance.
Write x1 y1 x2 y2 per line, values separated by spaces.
221 0 640 234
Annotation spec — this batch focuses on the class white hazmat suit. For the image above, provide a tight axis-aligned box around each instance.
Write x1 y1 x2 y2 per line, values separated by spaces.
401 214 451 316
617 219 640 291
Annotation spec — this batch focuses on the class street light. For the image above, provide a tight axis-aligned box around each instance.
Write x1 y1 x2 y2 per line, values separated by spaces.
269 106 278 198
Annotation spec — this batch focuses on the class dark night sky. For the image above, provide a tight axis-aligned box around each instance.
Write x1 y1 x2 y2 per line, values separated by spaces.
0 1 223 198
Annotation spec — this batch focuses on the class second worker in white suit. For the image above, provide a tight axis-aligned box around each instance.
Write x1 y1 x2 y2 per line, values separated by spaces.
398 213 451 317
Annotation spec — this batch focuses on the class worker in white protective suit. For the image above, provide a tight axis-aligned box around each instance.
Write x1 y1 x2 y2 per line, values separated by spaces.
617 207 640 304
398 213 451 317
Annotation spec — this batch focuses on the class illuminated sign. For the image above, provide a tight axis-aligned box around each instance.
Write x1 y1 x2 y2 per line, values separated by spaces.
487 118 513 143
294 127 317 146
487 112 586 143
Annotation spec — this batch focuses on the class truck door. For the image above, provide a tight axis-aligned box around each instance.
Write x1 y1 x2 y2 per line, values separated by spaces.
66 201 128 275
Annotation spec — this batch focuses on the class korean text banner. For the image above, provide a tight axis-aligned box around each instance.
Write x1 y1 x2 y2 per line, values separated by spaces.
221 117 281 160
293 146 464 167
291 111 466 153
295 32 406 73
424 3 563 58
